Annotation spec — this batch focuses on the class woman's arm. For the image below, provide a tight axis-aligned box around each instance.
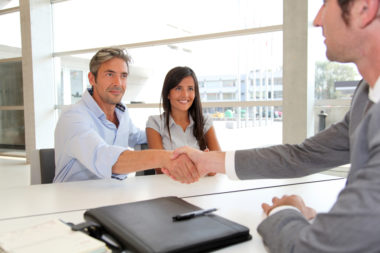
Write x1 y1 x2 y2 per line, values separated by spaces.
205 126 221 151
146 127 164 149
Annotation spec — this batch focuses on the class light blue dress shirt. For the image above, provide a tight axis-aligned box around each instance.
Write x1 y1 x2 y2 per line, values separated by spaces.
54 88 147 182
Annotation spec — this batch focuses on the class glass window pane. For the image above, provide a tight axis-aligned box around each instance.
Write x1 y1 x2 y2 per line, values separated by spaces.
212 106 282 149
0 110 24 148
52 0 283 52
70 70 84 104
55 57 90 106
313 104 350 134
0 12 21 59
314 61 360 100
0 0 19 10
0 61 23 106
54 32 283 106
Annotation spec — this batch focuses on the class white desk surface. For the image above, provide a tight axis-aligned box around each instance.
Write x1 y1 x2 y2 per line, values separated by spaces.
0 173 340 220
0 178 346 252
185 178 346 252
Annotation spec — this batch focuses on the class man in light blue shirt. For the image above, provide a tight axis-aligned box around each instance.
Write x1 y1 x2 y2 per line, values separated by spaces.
54 48 199 183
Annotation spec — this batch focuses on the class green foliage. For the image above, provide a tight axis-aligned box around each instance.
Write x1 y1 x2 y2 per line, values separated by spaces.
315 61 357 99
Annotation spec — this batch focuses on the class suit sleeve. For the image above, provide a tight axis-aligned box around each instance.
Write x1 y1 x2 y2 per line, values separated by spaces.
235 112 351 179
257 106 380 253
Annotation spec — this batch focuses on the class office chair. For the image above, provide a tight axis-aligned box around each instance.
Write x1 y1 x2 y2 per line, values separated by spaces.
39 148 56 184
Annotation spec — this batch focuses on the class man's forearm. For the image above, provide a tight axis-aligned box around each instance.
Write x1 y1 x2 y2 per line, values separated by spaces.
205 151 226 174
112 149 171 174
171 147 226 176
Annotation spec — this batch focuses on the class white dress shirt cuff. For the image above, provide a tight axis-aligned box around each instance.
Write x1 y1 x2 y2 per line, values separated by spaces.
225 151 239 180
268 205 301 216
369 76 380 103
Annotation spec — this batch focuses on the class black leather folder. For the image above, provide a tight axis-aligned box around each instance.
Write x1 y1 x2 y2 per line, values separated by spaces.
83 196 252 253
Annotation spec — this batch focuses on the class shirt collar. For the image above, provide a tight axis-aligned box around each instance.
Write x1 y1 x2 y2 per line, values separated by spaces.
368 76 380 103
82 88 104 118
83 88 126 118
168 113 194 128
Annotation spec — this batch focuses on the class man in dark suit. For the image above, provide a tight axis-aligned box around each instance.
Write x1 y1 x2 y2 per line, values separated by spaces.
173 0 380 251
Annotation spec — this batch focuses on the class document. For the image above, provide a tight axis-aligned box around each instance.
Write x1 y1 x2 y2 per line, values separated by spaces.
0 220 109 253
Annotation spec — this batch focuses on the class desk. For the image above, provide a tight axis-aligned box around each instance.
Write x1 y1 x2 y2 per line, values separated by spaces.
0 178 346 252
186 178 346 252
0 173 340 220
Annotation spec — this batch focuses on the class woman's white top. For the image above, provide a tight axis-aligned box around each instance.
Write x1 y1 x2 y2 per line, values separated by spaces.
146 113 213 150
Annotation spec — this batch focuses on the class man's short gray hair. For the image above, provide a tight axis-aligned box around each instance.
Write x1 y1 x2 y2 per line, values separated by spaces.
89 48 131 79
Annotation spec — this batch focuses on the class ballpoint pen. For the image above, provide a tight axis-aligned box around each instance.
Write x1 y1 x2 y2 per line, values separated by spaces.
172 208 218 221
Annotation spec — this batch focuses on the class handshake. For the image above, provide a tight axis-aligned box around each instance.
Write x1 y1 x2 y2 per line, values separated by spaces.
161 146 226 184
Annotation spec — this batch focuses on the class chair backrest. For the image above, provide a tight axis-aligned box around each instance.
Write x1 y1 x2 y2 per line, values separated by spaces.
134 143 156 176
39 148 55 184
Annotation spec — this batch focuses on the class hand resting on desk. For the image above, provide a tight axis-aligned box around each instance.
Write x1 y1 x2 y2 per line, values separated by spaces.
261 195 316 220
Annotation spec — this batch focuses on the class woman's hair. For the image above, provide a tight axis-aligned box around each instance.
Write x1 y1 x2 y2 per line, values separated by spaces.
161 66 207 150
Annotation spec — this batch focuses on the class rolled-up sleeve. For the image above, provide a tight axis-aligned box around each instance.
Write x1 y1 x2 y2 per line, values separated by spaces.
67 130 126 178
55 109 129 182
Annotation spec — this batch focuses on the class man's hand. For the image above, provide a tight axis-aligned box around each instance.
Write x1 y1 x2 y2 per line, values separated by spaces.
262 195 316 220
172 146 209 176
203 148 215 176
161 153 200 184
172 146 226 176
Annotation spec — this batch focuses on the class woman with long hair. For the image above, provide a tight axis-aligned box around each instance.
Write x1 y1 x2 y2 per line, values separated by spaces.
146 66 221 174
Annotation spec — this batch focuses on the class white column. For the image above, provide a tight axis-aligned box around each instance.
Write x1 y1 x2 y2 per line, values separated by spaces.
283 0 314 144
20 0 55 184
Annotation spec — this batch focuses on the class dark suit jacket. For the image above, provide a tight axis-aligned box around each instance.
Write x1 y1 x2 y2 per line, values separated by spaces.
235 80 380 252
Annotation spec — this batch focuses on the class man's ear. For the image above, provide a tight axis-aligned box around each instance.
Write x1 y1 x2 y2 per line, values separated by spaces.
356 0 380 28
88 72 96 86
